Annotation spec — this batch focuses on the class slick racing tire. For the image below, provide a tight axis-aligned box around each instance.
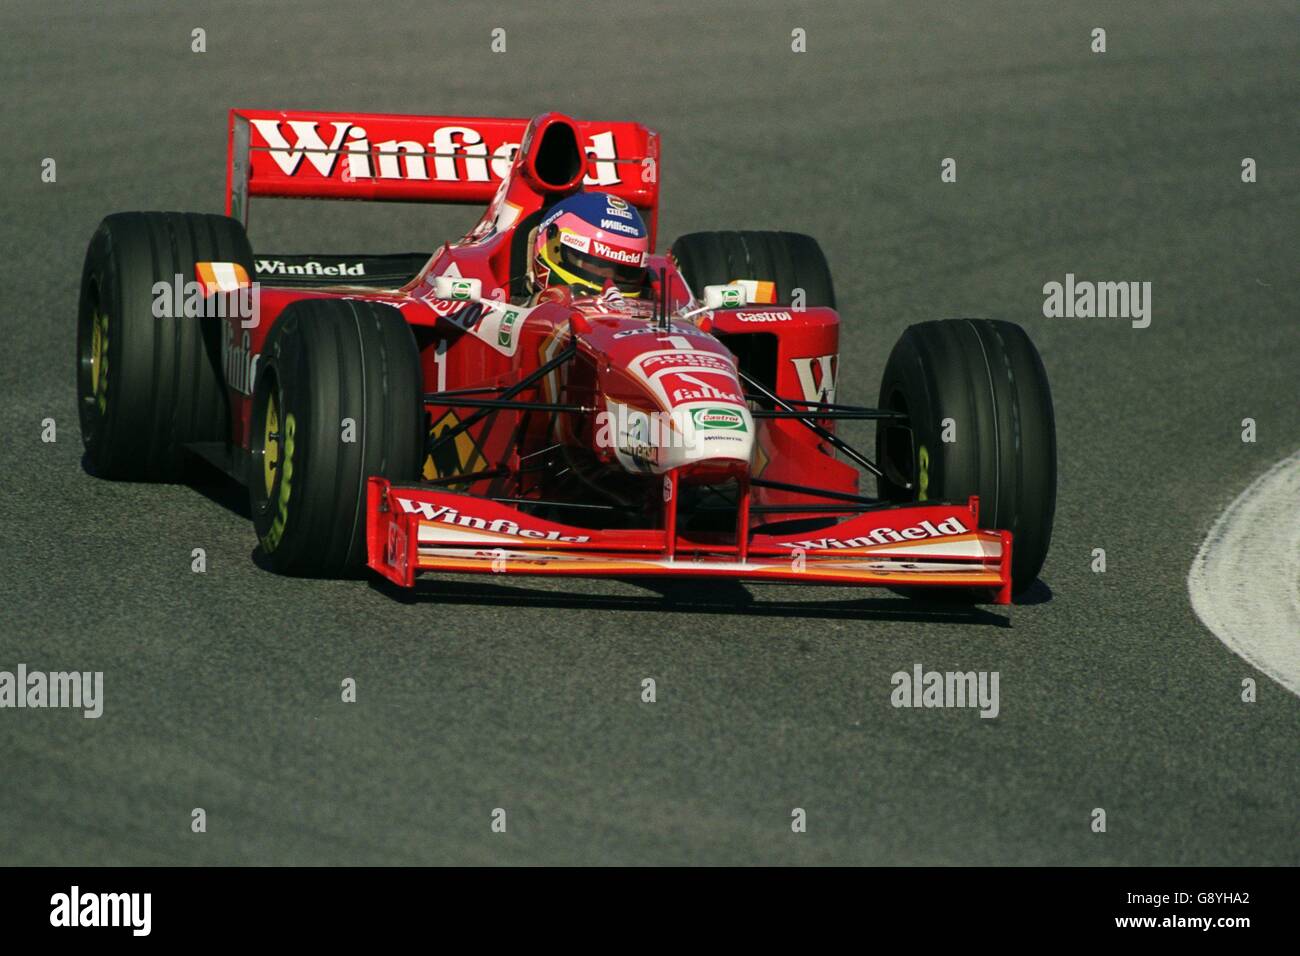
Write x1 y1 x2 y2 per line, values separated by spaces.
876 319 1056 596
77 211 253 480
670 230 835 308
248 298 424 577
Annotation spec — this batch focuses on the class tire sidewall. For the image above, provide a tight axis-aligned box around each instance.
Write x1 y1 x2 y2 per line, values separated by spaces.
249 311 314 567
877 331 946 504
76 224 121 470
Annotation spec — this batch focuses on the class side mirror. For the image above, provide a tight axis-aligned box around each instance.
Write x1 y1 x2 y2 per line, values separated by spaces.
431 276 483 301
700 283 748 310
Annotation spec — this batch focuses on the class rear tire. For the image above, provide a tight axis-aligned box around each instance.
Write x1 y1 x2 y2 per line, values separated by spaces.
876 319 1056 595
248 298 424 577
670 230 835 307
76 212 253 479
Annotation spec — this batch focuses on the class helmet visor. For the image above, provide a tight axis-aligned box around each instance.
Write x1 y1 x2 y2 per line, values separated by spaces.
559 245 646 294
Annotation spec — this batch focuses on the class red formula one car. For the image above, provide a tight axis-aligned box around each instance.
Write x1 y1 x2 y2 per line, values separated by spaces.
76 109 1056 603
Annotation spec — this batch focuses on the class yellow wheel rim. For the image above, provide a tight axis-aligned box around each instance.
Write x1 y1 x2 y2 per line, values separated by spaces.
90 310 109 412
917 444 930 502
263 391 281 498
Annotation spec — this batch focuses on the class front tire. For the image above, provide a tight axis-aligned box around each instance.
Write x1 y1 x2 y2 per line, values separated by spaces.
876 319 1056 595
249 298 424 577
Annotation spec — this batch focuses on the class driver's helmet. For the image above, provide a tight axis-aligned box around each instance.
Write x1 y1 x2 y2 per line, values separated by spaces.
531 192 650 297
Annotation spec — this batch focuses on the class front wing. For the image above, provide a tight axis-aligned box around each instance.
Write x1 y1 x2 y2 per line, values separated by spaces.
366 478 1013 603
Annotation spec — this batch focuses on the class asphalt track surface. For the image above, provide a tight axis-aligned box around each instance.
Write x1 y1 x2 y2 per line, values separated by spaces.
2 1 1297 865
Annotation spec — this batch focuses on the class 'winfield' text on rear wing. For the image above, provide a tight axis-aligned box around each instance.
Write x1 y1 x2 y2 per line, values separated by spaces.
225 108 660 238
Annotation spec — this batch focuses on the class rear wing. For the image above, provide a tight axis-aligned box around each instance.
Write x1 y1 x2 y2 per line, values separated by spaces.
225 108 660 225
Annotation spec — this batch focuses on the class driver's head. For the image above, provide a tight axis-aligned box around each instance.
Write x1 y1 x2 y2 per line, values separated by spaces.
531 192 649 297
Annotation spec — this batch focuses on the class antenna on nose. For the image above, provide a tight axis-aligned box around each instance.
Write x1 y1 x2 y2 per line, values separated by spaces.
657 266 668 331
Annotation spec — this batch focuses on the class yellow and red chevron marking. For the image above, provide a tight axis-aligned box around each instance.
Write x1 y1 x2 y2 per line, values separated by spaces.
731 279 777 304
195 261 251 294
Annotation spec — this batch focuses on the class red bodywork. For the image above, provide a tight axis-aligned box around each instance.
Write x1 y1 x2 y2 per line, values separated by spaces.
215 108 1013 602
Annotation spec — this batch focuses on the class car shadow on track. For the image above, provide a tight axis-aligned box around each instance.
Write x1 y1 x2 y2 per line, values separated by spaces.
186 472 252 520
368 575 1022 627
1011 579 1053 606
79 452 254 519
